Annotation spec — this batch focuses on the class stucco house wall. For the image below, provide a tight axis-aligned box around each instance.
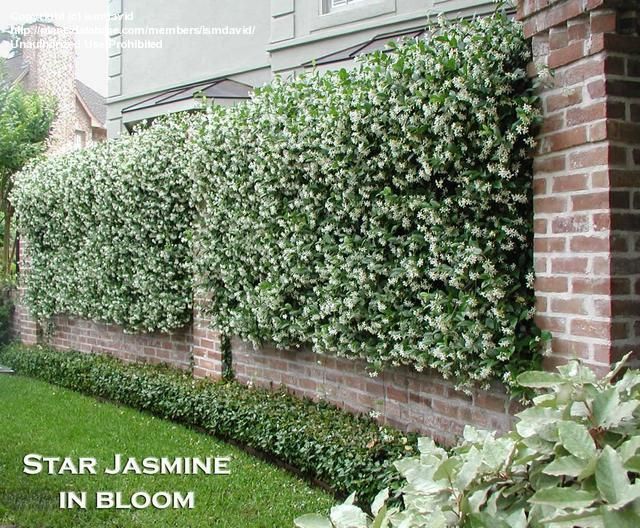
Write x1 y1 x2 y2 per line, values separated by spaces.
106 0 496 136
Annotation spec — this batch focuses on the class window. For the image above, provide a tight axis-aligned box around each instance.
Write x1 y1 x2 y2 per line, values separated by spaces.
74 130 86 150
322 0 369 14
312 0 396 31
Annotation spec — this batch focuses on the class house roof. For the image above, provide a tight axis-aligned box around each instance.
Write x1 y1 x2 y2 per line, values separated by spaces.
75 79 106 127
3 54 29 85
121 77 253 115
302 26 427 68
1 55 106 129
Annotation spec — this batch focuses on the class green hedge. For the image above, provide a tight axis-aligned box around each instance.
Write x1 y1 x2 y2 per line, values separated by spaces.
13 12 543 388
192 12 543 389
11 114 196 333
0 343 415 503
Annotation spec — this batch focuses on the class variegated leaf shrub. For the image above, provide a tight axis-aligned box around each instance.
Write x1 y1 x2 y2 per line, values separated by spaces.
12 114 197 332
295 355 640 527
192 12 543 389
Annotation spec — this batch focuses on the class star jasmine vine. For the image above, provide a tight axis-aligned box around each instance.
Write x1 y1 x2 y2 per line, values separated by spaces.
12 115 197 333
192 13 544 389
14 12 543 389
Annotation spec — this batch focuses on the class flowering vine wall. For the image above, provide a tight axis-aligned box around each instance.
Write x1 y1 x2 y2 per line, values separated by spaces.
14 13 543 389
12 116 196 333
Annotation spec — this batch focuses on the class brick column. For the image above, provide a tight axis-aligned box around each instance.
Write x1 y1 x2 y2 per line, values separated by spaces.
519 0 639 372
12 240 38 345
191 303 223 380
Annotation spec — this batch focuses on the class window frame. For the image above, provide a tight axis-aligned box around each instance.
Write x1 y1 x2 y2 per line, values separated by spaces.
313 0 396 31
73 130 87 150
322 0 367 14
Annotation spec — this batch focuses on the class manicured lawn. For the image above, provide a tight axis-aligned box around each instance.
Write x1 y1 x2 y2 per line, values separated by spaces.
0 375 333 527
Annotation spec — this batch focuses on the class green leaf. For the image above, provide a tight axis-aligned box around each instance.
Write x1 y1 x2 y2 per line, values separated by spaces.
343 492 357 506
558 421 596 460
433 457 460 483
467 485 492 513
370 504 388 528
592 388 619 427
455 446 481 490
417 437 447 458
371 488 388 517
619 437 640 463
516 407 561 440
529 487 597 509
516 371 564 388
294 514 333 528
595 445 632 506
606 401 639 428
556 361 597 384
463 426 492 444
466 512 510 528
482 437 515 472
540 508 604 527
504 508 527 528
623 455 640 473
543 455 587 477
329 504 368 528
602 351 634 384
602 505 640 528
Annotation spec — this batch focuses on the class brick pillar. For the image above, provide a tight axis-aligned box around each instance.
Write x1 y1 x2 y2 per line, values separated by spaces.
191 301 223 379
519 0 640 372
12 240 38 345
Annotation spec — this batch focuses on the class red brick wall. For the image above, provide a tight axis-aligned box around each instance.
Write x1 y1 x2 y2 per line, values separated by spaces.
41 315 193 369
12 291 38 346
231 338 515 445
519 0 640 373
192 310 223 379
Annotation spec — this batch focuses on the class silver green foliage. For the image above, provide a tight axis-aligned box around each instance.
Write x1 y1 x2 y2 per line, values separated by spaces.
295 354 640 527
12 115 197 332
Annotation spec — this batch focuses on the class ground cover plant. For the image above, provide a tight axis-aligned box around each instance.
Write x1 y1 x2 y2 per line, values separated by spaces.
0 373 333 527
14 11 543 391
296 355 640 527
0 344 416 505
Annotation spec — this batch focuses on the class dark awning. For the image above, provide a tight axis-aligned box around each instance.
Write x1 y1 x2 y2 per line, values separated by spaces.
302 26 426 68
122 77 253 116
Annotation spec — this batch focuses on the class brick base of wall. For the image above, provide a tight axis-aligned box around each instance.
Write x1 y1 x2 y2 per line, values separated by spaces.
42 315 193 369
231 338 516 446
12 292 38 346
10 300 518 445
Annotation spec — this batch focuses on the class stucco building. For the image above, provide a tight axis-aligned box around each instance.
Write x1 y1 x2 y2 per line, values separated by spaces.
106 0 495 136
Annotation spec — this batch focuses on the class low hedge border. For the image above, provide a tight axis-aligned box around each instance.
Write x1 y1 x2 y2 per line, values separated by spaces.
0 343 416 503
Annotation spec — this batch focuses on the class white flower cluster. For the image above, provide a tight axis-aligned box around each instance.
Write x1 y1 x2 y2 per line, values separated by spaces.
12 114 197 333
13 13 543 388
192 13 543 389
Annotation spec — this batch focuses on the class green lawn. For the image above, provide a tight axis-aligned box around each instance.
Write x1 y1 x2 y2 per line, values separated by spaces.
0 375 333 527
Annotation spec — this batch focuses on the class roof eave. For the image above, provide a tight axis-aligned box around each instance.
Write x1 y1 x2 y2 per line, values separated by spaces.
75 89 104 128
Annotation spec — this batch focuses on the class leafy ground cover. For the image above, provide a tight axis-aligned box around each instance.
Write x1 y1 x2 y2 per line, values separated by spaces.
0 344 413 504
0 374 333 527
